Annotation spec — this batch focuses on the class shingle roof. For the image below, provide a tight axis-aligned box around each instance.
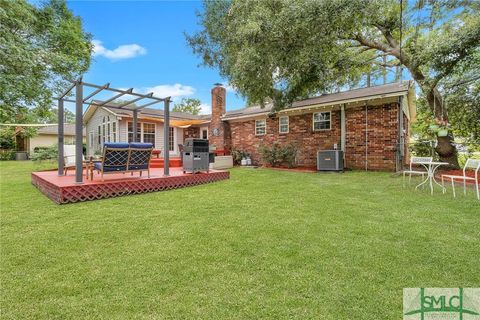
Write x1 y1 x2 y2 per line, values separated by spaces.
94 101 210 120
37 124 86 136
222 82 411 120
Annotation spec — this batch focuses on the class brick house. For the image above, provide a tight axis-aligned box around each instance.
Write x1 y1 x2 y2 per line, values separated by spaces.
84 81 415 171
215 81 415 171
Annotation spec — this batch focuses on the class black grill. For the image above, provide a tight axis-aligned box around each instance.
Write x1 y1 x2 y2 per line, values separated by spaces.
184 138 209 153
183 138 210 173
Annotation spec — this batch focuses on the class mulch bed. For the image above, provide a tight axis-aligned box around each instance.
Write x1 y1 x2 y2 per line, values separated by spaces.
261 165 318 173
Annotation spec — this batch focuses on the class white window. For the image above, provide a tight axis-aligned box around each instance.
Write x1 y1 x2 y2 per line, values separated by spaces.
143 123 156 146
128 122 155 147
255 119 266 135
279 116 289 133
111 122 117 142
313 112 331 131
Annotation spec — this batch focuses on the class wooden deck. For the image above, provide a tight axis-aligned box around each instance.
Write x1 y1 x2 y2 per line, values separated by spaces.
31 167 229 204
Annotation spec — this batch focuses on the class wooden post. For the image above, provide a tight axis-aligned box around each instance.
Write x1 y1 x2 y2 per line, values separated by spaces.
57 99 65 176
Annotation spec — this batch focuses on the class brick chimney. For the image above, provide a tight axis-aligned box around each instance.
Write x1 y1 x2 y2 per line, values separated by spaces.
209 84 228 150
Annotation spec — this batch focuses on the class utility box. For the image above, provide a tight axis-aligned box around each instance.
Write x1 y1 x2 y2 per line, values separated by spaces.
317 150 344 171
183 138 210 173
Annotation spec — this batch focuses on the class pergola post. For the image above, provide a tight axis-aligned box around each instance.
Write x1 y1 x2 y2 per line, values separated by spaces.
163 98 170 176
132 109 138 142
57 99 65 176
75 81 84 184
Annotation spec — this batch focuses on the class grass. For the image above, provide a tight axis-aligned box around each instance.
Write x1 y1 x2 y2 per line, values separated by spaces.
1 161 479 319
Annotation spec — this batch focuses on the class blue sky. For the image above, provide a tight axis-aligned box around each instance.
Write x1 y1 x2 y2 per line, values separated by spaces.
64 0 246 114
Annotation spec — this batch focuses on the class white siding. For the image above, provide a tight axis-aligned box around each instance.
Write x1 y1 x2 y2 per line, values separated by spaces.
85 107 119 155
119 119 182 156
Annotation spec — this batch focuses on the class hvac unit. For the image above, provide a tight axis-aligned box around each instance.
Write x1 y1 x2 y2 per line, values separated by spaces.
317 150 344 171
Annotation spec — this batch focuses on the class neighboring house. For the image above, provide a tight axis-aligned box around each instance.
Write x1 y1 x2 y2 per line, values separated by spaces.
84 81 416 171
15 124 86 155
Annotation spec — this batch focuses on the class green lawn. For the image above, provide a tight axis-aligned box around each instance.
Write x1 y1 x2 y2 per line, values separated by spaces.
1 161 479 319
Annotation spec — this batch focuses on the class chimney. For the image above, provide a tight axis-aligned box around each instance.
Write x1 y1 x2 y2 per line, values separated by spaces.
209 84 227 150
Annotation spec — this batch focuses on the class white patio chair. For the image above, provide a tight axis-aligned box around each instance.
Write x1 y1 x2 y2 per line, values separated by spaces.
441 159 480 200
403 156 433 186
63 145 85 175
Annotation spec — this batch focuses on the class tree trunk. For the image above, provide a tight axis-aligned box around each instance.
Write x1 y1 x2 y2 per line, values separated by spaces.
425 88 460 168
435 135 459 168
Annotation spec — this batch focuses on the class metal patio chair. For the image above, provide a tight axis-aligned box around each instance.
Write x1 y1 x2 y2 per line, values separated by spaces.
441 159 480 200
94 143 130 181
402 156 433 186
127 143 153 178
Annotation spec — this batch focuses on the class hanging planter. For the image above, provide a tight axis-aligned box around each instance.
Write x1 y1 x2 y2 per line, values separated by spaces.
437 129 449 137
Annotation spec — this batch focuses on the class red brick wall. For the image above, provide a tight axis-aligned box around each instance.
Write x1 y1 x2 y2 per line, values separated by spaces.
229 111 341 167
344 103 398 171
209 86 228 150
228 103 403 171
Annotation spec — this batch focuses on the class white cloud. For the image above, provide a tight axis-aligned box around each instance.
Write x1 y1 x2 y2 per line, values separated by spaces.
222 82 237 93
93 40 146 60
199 103 211 115
143 84 195 99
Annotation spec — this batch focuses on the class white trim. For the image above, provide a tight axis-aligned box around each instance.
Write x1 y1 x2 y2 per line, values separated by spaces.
312 111 331 131
278 91 409 114
279 116 289 134
222 112 270 121
255 119 267 136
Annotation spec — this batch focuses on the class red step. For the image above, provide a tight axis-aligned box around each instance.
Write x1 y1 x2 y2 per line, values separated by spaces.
150 157 182 168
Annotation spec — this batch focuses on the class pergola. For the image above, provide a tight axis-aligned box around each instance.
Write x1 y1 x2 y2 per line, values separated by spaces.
57 78 172 184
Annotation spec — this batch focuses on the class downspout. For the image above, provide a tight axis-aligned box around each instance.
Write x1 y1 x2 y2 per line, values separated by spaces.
341 104 346 167
397 96 405 172
365 102 368 171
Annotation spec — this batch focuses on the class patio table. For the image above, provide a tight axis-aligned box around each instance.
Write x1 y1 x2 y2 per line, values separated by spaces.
415 161 449 195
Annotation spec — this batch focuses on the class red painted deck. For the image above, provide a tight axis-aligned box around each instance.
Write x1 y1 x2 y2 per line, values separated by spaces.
31 167 229 204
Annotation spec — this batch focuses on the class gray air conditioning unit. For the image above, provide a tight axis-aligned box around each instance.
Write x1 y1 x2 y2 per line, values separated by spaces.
317 150 344 171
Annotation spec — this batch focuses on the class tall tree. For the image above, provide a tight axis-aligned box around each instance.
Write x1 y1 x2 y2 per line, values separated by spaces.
187 0 480 166
172 98 203 115
0 0 92 124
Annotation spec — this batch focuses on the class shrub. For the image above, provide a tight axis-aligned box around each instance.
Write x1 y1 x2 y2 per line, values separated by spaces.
0 149 15 161
31 145 58 161
258 142 298 168
280 143 299 168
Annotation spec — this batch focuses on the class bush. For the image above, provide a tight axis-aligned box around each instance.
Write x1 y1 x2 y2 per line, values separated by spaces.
258 142 298 168
0 149 15 161
31 145 58 161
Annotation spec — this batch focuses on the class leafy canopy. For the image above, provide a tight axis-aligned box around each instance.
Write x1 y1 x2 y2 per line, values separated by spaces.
187 0 480 113
0 0 92 123
172 98 203 115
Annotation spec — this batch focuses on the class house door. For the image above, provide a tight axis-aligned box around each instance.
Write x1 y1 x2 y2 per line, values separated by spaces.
169 127 176 155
